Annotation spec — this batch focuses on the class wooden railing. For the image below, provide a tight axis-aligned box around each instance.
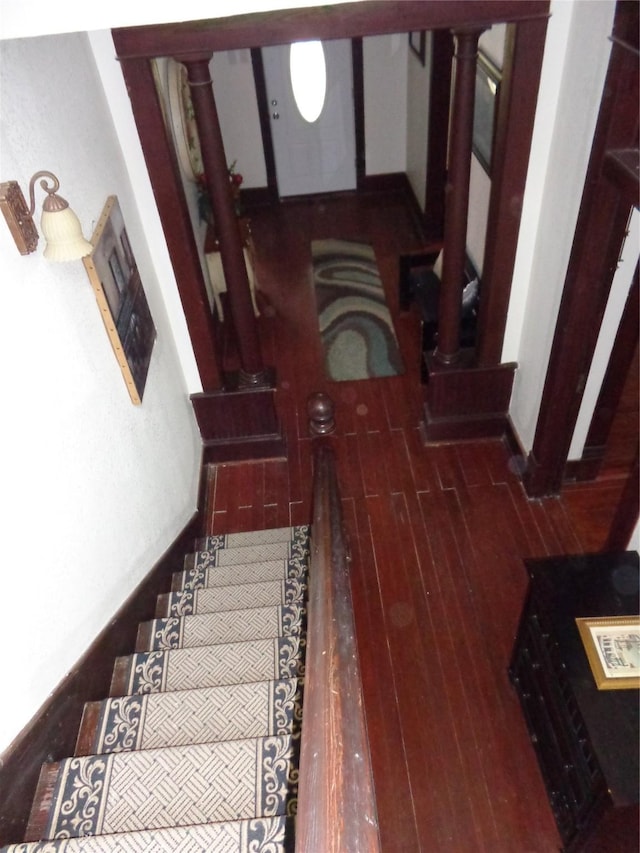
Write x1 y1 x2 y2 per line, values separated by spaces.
296 411 381 852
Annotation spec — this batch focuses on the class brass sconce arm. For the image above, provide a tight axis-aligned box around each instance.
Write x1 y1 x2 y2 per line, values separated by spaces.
0 170 92 260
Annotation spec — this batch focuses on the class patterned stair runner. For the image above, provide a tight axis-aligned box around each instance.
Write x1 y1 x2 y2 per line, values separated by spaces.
78 679 302 755
156 576 306 617
136 603 305 650
2 526 309 853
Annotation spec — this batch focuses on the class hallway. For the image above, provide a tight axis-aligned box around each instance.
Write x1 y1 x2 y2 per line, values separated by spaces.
206 190 627 852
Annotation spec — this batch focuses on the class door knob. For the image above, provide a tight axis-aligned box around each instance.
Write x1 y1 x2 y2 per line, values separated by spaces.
272 112 280 120
271 99 278 106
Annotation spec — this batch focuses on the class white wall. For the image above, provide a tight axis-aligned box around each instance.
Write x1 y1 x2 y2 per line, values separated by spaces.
211 49 267 189
466 26 506 273
506 0 616 450
363 34 408 175
0 32 202 753
406 32 431 210
0 0 362 40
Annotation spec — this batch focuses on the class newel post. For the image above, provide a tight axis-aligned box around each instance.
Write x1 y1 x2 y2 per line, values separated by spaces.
184 57 268 387
307 392 336 437
435 26 484 364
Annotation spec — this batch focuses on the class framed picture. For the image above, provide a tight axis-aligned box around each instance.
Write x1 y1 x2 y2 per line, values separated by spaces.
576 616 640 690
472 51 501 176
409 31 426 67
83 196 157 405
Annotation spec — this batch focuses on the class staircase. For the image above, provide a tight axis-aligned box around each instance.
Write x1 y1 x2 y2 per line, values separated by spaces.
2 525 310 852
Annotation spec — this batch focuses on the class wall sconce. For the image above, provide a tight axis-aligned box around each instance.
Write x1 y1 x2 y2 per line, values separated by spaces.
0 171 93 261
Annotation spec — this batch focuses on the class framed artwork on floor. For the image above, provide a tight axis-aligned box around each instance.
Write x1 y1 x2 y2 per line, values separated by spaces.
576 615 640 690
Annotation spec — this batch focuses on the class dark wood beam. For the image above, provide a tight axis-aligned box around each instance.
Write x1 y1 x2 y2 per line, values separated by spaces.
435 27 484 364
475 16 548 367
112 2 550 59
117 56 222 390
524 5 639 498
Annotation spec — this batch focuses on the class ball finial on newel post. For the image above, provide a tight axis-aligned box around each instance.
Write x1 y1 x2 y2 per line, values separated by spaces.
307 391 336 436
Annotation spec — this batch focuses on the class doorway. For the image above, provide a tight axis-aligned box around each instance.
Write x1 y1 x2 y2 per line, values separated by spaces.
261 39 357 197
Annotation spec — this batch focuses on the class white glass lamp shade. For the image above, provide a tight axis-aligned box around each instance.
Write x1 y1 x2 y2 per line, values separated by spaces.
290 40 327 123
40 205 93 262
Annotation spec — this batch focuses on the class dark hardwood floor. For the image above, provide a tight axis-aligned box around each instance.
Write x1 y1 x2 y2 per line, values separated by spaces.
206 191 632 852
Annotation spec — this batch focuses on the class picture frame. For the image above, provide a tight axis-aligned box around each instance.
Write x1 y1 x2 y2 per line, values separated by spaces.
408 31 426 67
576 615 640 690
472 51 501 176
83 196 157 405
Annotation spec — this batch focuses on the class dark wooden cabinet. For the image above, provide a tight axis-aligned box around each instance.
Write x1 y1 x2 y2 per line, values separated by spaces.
509 552 639 852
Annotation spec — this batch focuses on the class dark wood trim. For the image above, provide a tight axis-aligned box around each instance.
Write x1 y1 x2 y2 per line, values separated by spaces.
0 513 203 846
111 0 551 445
434 27 484 364
563 446 608 484
604 449 640 552
476 16 548 367
352 37 366 186
250 47 279 202
190 377 287 463
112 2 550 59
524 4 639 498
241 186 274 209
566 268 639 483
421 351 517 441
296 441 380 851
423 29 453 242
186 58 267 382
117 56 223 391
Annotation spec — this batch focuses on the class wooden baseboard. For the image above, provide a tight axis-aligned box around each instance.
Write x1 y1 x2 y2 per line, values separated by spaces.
243 174 425 241
564 445 606 483
0 512 202 846
421 352 516 442
360 172 425 239
190 373 287 463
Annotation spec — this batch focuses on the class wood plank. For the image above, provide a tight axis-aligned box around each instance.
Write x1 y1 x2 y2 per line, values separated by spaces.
198 191 623 853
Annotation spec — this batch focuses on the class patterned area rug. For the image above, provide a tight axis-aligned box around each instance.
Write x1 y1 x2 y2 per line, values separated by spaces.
312 239 404 381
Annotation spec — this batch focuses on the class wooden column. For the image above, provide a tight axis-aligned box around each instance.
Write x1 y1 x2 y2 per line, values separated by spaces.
523 3 639 498
184 57 268 386
423 30 454 242
435 27 484 365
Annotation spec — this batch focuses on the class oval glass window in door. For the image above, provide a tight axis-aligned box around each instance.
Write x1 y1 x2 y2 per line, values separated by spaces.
289 40 327 123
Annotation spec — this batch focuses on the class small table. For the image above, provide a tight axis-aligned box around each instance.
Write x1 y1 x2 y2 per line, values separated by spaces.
204 218 259 321
509 551 639 851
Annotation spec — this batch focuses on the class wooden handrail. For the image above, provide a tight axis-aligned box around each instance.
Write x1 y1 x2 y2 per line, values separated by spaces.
296 438 381 852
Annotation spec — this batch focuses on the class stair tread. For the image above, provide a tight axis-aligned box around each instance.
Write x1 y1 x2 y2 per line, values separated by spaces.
111 635 304 696
137 604 305 651
157 577 307 617
195 524 309 552
29 736 296 840
78 678 302 755
4 816 293 852
172 557 307 592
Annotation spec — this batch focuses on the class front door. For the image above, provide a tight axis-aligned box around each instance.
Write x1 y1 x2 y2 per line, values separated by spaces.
261 39 357 197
